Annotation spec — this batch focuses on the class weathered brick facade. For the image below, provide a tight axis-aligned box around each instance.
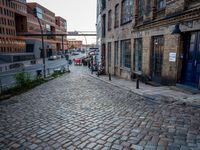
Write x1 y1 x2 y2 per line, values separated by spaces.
100 0 200 89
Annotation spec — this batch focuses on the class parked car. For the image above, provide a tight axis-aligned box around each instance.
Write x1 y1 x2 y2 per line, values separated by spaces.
48 55 57 60
73 58 82 65
71 52 79 55
56 55 62 59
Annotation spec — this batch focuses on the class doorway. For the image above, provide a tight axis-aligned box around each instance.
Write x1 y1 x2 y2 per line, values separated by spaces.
181 31 200 88
151 36 164 83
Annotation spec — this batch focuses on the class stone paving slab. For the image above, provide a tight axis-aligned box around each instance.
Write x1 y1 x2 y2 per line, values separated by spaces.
0 66 200 150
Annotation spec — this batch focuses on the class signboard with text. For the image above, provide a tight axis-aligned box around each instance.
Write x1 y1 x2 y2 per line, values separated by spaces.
169 52 176 62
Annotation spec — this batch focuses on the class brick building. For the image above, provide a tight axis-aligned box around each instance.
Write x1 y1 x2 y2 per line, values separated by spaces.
26 3 67 59
67 39 82 49
99 0 200 89
55 16 68 51
0 0 34 63
0 1 68 63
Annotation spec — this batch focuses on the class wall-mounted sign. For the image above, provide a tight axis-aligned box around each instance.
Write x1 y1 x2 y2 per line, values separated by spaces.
169 52 176 62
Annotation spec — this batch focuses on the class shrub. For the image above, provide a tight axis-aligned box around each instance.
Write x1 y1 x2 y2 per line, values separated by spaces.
15 71 31 87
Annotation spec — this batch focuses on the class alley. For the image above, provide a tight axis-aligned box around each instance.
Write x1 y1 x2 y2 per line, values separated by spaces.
0 66 200 150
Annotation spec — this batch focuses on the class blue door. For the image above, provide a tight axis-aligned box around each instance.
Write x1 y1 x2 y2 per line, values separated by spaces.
182 32 200 88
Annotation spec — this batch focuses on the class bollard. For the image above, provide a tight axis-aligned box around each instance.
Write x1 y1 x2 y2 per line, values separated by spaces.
136 78 139 89
198 78 200 90
109 73 111 81
91 67 93 74
0 79 2 94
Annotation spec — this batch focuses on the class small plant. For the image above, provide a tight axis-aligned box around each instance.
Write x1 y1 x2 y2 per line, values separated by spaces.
0 68 69 101
15 71 31 87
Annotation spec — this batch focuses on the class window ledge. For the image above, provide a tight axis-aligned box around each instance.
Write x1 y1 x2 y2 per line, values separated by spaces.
132 71 142 75
120 67 131 72
120 20 132 26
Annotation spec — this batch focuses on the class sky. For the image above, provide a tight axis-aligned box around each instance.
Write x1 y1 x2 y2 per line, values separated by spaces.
27 0 97 44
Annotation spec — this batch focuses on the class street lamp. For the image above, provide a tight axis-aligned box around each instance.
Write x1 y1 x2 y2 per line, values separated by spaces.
10 0 46 78
34 11 46 78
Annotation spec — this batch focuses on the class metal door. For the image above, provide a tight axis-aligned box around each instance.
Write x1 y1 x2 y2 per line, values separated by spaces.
151 36 164 83
182 32 200 88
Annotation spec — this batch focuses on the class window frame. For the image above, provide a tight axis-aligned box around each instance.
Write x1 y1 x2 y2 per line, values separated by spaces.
102 14 106 38
121 0 133 25
121 39 131 68
138 0 143 17
114 4 119 28
108 9 112 31
108 42 112 66
134 38 142 72
114 41 119 65
156 0 166 11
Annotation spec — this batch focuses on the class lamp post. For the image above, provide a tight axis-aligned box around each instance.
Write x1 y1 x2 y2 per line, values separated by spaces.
10 0 46 78
36 16 46 78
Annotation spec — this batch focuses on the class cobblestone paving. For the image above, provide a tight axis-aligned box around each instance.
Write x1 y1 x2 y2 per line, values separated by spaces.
0 67 200 150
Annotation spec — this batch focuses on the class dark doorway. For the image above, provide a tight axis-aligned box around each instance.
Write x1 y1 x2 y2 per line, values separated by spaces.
181 31 200 88
151 36 164 83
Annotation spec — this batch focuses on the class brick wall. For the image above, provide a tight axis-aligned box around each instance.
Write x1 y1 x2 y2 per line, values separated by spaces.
166 0 185 16
142 37 151 77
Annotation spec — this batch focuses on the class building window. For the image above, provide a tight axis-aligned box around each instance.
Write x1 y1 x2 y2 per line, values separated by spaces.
108 10 112 31
134 38 142 72
34 7 43 19
115 41 119 65
114 4 119 28
156 0 166 11
101 0 106 11
121 0 133 24
102 14 106 38
121 39 131 68
138 0 143 17
108 42 112 66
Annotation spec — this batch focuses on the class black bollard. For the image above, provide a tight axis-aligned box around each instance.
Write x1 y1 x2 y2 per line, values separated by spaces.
109 73 111 81
91 67 93 74
136 78 139 89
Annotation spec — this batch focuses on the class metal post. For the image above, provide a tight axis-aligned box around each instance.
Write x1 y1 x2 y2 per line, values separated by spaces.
136 78 139 89
9 0 46 77
97 68 99 77
37 17 46 78
91 68 93 74
109 73 111 81
0 78 2 94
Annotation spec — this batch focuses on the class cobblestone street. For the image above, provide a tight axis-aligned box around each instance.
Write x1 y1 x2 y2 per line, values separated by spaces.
0 66 200 150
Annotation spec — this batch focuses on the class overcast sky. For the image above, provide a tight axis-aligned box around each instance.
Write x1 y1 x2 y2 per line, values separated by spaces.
27 0 97 44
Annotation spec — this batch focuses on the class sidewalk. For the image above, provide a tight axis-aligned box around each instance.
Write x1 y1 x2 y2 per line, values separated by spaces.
89 73 200 107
